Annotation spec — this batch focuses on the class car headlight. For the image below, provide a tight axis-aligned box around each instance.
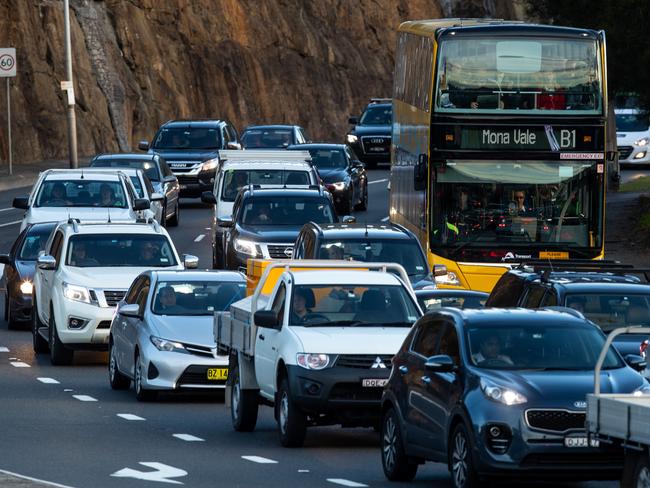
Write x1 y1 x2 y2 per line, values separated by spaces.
62 282 91 304
330 181 347 191
296 353 334 370
633 383 650 396
234 238 259 257
346 134 358 144
480 378 527 405
202 158 219 172
20 280 33 295
150 335 185 352
634 137 649 147
435 271 461 286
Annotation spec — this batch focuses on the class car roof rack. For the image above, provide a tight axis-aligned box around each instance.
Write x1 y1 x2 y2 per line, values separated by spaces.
370 98 392 104
511 259 650 282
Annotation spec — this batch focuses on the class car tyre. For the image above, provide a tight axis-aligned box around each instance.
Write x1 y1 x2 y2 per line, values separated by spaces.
449 423 480 488
622 451 650 488
31 296 49 354
277 377 306 447
230 362 258 431
355 182 368 211
134 351 157 401
381 407 418 481
213 243 224 270
109 339 131 390
49 311 73 365
6 291 19 330
161 200 168 227
167 201 180 227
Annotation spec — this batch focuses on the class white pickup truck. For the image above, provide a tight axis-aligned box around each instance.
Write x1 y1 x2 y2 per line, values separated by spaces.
587 326 650 488
214 260 422 447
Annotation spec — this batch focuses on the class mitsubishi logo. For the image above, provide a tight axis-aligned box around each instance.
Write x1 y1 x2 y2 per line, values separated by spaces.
371 356 387 369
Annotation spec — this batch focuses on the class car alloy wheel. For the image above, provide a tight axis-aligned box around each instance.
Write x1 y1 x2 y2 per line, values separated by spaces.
452 430 469 488
232 378 241 420
637 465 650 488
279 390 289 435
383 413 397 472
109 341 130 390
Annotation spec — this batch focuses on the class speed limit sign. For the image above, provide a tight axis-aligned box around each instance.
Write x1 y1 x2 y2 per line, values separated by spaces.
0 48 16 77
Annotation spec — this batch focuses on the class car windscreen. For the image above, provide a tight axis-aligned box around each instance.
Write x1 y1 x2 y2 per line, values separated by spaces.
66 234 177 268
151 280 246 316
221 170 312 201
19 226 55 260
466 323 623 370
89 160 160 181
418 294 487 312
318 239 429 281
616 113 650 132
359 106 392 125
240 197 335 226
565 293 650 332
35 180 128 209
153 127 222 150
289 284 420 326
241 129 293 149
305 149 347 169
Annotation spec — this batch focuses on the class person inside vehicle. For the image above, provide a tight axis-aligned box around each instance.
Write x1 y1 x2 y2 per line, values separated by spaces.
138 241 160 266
538 70 566 110
97 184 116 207
326 244 344 260
566 296 586 314
250 203 272 224
291 288 315 323
45 182 71 206
509 189 535 217
225 172 249 199
628 305 650 326
157 286 183 314
170 131 189 149
69 242 99 267
473 333 513 365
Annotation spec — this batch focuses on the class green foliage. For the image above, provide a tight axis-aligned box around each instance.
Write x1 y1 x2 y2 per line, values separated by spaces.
620 176 650 193
526 0 650 108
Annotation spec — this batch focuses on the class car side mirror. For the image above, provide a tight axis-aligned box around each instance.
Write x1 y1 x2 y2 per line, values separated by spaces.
133 198 150 211
217 217 233 227
424 355 456 373
351 160 364 169
138 140 150 151
0 254 9 264
201 191 217 204
182 254 199 269
163 175 177 183
255 310 280 329
433 264 448 277
226 142 242 150
150 192 164 202
120 303 142 319
37 255 57 270
348 116 358 125
341 215 356 224
625 354 647 372
12 196 29 209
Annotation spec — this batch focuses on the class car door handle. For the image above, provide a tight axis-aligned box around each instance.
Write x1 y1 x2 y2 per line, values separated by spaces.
258 334 265 341
421 376 431 385
398 365 408 375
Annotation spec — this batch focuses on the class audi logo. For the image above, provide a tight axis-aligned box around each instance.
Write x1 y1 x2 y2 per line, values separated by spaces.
370 138 384 144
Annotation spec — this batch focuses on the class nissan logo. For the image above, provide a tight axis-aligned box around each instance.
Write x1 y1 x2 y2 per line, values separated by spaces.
284 247 293 258
370 138 384 144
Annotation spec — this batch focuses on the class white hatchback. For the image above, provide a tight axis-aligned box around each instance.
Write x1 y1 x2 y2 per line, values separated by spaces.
616 109 650 166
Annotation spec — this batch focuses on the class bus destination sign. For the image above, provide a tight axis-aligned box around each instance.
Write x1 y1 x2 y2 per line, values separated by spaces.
437 125 604 153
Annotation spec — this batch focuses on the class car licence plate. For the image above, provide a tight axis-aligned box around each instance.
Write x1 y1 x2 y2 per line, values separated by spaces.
564 436 599 448
362 378 388 387
369 147 385 152
207 368 228 381
180 184 187 190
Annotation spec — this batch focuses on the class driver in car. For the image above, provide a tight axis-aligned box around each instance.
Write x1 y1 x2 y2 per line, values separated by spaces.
290 288 314 324
473 334 513 365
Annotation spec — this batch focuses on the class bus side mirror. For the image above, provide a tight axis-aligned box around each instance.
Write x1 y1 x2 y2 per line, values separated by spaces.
414 153 427 191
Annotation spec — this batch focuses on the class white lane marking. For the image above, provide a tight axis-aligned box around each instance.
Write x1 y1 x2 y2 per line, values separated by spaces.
0 347 9 352
111 462 187 484
0 468 77 488
10 361 30 368
37 377 60 384
0 219 21 228
63 388 74 392
173 433 204 442
381 216 390 222
72 394 97 402
298 469 310 473
194 234 205 242
0 207 19 213
368 178 388 185
327 479 368 487
204 227 211 230
8 357 17 360
241 455 278 464
117 413 145 421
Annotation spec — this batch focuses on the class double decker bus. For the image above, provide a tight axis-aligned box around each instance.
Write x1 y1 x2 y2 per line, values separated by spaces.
390 19 609 292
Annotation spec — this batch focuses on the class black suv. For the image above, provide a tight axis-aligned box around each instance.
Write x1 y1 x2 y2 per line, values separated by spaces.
215 185 337 271
346 99 392 168
381 308 648 487
240 124 309 149
139 119 240 197
487 265 650 357
293 222 433 289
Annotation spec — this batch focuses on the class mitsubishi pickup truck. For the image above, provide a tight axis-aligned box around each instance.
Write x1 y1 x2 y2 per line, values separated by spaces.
214 260 422 447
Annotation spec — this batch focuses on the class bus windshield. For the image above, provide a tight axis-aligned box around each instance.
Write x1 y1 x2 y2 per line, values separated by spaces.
436 37 602 115
430 160 603 261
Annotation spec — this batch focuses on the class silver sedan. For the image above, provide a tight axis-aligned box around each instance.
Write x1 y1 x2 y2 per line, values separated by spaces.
108 270 246 401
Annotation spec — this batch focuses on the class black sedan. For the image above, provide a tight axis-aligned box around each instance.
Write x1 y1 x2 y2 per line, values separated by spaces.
288 143 367 214
1 222 57 329
415 289 488 312
381 308 649 487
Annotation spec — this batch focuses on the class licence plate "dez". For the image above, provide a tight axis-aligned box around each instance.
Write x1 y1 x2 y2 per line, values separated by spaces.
362 378 388 387
207 368 228 381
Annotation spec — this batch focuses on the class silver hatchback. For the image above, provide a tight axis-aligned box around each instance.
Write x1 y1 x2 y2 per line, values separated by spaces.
108 270 246 401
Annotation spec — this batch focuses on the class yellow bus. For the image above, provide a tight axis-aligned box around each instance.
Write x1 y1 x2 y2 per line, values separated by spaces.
389 19 610 292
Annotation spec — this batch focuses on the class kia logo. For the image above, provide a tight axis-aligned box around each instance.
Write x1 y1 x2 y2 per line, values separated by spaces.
370 138 384 144
573 401 587 409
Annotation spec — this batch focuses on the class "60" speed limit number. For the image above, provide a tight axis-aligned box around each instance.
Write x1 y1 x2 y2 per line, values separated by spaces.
0 48 16 77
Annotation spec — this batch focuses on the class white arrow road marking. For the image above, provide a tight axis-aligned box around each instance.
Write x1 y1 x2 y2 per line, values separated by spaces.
327 479 368 487
72 395 97 402
241 455 278 464
0 347 9 352
111 462 187 484
10 361 30 368
173 434 204 442
0 468 76 488
368 178 388 185
37 377 60 384
194 234 205 242
117 413 145 421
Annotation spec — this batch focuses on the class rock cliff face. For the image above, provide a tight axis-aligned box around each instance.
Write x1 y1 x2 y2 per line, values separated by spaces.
0 0 519 163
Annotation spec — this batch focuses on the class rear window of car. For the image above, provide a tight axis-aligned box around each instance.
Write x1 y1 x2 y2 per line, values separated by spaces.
19 226 55 260
90 160 160 181
564 293 650 331
35 179 128 209
66 234 177 267
221 169 312 201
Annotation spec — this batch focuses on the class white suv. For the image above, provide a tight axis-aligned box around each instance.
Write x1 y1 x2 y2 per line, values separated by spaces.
32 220 197 365
616 108 650 166
14 169 151 231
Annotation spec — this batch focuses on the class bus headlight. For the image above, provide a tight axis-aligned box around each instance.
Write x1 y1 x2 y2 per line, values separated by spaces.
435 271 461 286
